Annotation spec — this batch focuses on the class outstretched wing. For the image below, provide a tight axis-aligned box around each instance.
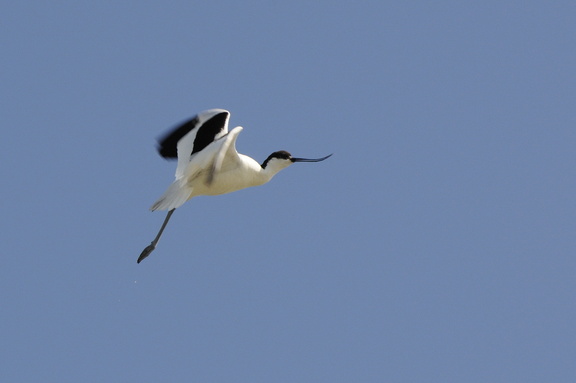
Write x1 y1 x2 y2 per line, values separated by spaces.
155 109 231 179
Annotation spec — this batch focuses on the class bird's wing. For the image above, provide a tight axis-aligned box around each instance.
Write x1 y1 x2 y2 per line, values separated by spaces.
207 126 243 185
155 109 230 180
177 126 243 185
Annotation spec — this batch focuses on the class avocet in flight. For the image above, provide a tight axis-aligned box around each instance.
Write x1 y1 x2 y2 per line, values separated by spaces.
137 109 332 263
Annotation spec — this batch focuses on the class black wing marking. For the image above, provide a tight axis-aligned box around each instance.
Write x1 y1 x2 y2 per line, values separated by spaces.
156 111 229 160
156 116 200 159
190 112 229 155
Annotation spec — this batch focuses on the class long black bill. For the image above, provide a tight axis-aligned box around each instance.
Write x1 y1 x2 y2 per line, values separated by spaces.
291 154 333 163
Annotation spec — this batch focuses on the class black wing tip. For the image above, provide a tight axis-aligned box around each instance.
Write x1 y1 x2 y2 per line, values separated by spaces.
157 144 177 159
155 115 201 159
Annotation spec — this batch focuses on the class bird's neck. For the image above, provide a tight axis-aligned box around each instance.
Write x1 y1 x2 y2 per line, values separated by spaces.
238 154 278 186
258 162 290 186
258 165 282 183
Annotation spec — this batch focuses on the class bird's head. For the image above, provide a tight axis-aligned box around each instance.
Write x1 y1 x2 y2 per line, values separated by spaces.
261 150 332 175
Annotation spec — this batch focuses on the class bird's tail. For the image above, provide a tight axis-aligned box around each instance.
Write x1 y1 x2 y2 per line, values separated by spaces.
150 181 191 211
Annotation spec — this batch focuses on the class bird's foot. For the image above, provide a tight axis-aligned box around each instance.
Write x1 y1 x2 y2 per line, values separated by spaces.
137 243 156 263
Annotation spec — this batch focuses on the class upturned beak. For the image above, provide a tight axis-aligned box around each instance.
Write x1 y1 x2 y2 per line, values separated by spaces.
291 154 333 163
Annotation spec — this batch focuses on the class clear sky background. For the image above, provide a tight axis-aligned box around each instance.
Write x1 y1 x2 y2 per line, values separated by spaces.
2 1 575 382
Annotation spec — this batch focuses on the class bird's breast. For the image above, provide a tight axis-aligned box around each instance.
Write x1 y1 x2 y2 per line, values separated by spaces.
189 167 266 197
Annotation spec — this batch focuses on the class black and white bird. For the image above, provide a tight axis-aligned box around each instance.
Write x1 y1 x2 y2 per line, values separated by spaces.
137 108 332 263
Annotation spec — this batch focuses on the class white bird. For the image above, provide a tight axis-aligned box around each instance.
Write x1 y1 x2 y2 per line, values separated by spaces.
137 108 332 263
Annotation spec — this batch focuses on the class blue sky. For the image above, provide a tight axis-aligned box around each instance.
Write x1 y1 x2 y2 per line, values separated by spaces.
2 1 575 382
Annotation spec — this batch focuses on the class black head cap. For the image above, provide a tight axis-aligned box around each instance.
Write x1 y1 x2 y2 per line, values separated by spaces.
261 150 292 168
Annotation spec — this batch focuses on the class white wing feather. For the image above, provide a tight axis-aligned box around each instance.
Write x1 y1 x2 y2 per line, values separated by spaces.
174 129 198 180
207 126 243 185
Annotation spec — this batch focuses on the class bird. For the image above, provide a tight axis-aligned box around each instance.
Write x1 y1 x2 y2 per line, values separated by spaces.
137 108 332 263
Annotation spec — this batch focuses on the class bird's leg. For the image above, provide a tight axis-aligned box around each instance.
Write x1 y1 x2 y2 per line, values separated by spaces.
137 209 176 263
